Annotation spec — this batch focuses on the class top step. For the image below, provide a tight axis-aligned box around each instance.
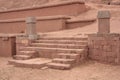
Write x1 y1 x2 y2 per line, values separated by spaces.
34 40 87 45
39 37 88 41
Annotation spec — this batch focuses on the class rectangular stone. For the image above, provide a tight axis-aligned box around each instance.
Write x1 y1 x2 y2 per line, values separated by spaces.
97 10 110 34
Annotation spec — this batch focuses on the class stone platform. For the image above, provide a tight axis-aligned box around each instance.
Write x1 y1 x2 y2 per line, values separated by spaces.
9 58 52 69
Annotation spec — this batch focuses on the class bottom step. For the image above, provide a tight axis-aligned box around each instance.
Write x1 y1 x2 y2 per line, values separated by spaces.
13 55 32 60
9 58 52 69
53 58 75 64
47 62 71 70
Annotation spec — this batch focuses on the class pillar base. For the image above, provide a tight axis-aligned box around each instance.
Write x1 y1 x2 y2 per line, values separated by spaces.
28 35 38 40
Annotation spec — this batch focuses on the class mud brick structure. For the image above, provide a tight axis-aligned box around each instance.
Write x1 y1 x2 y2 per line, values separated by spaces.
88 34 120 64
97 10 110 34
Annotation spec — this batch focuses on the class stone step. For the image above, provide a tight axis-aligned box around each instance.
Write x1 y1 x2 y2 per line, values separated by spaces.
39 37 88 41
34 40 87 45
18 51 38 57
57 53 80 59
13 55 32 60
52 58 75 64
30 43 87 49
20 47 87 58
47 62 71 70
8 58 52 69
20 47 86 53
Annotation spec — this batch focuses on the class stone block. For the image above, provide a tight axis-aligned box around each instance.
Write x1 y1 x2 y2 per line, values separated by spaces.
26 17 38 40
97 10 110 34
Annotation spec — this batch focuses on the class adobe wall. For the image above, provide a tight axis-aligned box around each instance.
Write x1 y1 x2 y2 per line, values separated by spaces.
36 16 70 32
0 16 96 33
0 34 16 57
88 34 120 64
0 1 86 20
0 19 26 33
0 16 70 33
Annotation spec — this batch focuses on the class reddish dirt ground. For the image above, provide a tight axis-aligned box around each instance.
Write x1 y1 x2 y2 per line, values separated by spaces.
0 57 120 80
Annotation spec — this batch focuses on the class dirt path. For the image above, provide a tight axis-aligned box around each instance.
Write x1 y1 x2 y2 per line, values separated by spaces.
0 57 120 80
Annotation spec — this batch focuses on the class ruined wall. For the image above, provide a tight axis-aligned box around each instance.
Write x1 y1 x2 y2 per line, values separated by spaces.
88 34 120 64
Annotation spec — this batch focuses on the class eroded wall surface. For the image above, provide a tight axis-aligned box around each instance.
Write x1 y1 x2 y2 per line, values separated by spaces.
88 34 120 64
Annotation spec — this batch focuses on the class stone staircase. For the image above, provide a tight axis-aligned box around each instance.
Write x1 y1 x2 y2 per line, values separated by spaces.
11 36 88 70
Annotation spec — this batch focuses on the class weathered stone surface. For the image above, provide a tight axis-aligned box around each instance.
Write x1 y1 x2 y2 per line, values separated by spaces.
97 10 110 34
98 10 111 19
26 17 36 24
88 34 120 64
26 17 38 40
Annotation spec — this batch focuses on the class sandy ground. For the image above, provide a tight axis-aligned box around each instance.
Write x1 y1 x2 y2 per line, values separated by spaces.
0 57 120 80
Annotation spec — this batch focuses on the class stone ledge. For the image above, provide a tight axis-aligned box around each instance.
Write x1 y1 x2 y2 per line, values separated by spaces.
0 15 71 23
67 18 96 23
88 33 120 37
37 15 71 21
88 33 120 40
0 34 24 38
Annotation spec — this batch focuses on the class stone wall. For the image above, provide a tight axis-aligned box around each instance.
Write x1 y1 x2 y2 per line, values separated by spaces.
0 15 95 33
0 16 70 33
0 34 16 57
0 0 86 20
88 34 120 64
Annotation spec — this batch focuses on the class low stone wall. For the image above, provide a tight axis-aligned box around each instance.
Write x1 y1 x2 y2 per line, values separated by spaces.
36 15 70 32
0 15 70 33
0 34 16 57
0 0 86 20
0 16 96 33
88 33 120 64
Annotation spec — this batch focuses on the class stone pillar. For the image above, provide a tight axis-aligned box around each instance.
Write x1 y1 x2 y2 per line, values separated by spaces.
26 17 38 40
97 10 110 34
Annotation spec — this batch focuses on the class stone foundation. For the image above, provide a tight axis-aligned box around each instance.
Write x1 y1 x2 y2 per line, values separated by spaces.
88 33 120 64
